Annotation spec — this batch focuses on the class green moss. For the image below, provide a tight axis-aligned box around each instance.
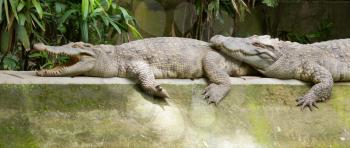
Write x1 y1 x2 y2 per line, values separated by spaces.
330 86 350 128
3 84 135 112
244 85 273 147
1 82 350 147
0 85 27 110
0 113 38 148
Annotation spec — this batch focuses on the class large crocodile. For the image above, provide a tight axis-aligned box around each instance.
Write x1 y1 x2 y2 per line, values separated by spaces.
210 35 350 110
33 37 258 103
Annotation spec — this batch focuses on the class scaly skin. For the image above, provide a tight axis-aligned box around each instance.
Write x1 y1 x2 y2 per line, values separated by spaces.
33 37 258 103
211 35 350 110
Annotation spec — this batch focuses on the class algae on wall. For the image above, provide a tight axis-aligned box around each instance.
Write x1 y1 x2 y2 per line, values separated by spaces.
1 83 350 147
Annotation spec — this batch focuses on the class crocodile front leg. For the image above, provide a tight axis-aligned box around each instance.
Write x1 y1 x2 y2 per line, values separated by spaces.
128 61 170 98
203 51 231 104
296 61 334 111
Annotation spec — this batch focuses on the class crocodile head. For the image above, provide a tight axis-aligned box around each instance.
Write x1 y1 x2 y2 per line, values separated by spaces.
33 42 97 76
210 35 283 71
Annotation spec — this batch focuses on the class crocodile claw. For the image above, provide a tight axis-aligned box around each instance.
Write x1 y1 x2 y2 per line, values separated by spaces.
296 93 319 111
203 84 229 104
154 85 170 98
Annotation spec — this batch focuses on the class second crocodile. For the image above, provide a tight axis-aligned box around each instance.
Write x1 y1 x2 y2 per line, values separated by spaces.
211 35 350 110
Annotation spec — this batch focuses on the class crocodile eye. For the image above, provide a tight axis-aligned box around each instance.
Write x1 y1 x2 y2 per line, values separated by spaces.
83 44 92 47
72 44 82 48
252 42 265 48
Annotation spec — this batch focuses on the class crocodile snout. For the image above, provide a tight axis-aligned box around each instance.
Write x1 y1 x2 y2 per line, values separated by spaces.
210 35 226 45
33 43 46 51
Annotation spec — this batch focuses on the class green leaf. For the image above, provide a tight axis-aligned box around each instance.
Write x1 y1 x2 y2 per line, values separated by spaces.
238 0 248 9
91 7 103 16
262 0 278 7
3 54 19 70
208 0 220 17
9 0 18 20
99 0 111 11
0 27 11 52
127 23 142 39
215 0 220 16
57 9 78 26
111 2 117 9
57 55 70 65
28 52 44 58
54 2 67 13
30 13 45 31
3 0 10 25
100 15 109 26
110 14 122 21
0 0 3 22
57 25 66 33
119 6 132 20
92 18 101 40
208 1 215 12
82 0 89 20
81 21 89 42
32 30 46 43
230 0 240 16
32 0 43 19
40 61 53 70
107 17 121 33
17 13 26 25
16 24 30 51
43 12 52 16
16 1 24 12
89 0 95 11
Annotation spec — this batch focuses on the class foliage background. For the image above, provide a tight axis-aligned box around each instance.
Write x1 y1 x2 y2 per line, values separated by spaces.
1 0 347 71
0 0 141 70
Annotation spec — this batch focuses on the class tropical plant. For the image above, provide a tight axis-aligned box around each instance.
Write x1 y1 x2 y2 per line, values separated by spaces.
262 0 278 7
187 0 278 40
0 0 141 70
185 0 248 40
52 0 141 43
0 0 45 70
278 18 333 44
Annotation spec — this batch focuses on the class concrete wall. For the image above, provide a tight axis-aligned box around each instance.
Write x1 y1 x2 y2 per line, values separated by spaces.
1 71 350 147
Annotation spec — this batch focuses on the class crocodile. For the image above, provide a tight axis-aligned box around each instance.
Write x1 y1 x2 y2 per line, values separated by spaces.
33 37 258 103
210 35 350 110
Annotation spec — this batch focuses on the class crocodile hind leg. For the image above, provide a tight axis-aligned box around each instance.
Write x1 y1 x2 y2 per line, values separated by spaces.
296 61 334 111
203 51 231 104
128 61 170 98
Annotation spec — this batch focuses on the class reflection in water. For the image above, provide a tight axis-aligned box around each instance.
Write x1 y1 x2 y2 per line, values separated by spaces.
23 85 261 147
190 86 216 128
207 130 260 148
126 89 185 142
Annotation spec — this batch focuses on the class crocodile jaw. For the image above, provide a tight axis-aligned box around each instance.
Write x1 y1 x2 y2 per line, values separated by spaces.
33 43 96 77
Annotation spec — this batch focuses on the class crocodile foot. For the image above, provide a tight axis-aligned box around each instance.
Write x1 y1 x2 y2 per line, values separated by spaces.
296 92 319 111
153 85 170 98
203 84 230 104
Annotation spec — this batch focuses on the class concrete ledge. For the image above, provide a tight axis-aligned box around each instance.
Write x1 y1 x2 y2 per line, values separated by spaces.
0 71 308 85
1 71 350 147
